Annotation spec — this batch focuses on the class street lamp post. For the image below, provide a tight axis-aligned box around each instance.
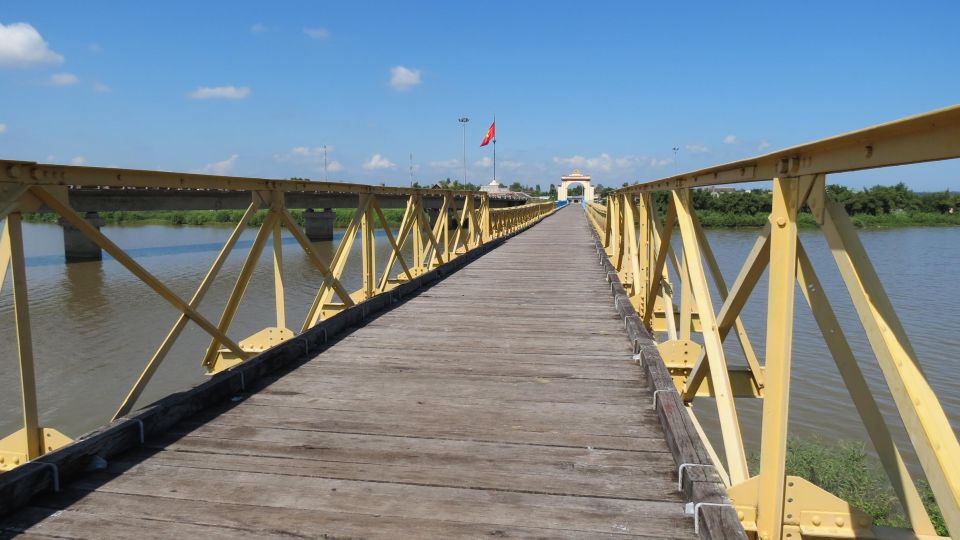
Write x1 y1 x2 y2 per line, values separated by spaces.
458 117 470 185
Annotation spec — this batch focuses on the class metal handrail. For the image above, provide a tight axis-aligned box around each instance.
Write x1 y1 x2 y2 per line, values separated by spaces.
589 106 960 539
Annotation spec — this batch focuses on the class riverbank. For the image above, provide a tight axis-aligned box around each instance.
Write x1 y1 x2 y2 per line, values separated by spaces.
23 208 407 228
765 437 946 534
697 210 960 229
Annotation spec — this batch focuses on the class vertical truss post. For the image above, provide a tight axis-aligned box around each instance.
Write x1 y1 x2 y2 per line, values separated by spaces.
439 193 452 261
412 197 425 273
643 198 676 328
480 193 491 243
602 197 612 247
273 199 286 330
611 194 625 270
754 177 800 540
7 213 40 459
361 194 377 299
622 195 643 298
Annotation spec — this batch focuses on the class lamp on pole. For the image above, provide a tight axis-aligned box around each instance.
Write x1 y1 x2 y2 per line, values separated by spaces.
458 117 470 185
672 146 679 175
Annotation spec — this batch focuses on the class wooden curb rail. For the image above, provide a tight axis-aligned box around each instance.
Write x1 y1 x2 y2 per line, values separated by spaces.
586 216 748 540
0 210 554 518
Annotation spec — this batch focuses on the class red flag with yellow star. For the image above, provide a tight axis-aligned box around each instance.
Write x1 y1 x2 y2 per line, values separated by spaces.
480 121 495 147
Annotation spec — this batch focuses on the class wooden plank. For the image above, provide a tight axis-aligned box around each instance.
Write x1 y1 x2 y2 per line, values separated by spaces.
5 491 663 539
0 207 699 538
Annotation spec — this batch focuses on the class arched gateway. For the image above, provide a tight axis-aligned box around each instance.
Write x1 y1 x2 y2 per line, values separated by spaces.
556 170 595 206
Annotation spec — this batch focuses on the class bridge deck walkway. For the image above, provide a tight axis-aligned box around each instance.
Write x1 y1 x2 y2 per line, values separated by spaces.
1 207 693 539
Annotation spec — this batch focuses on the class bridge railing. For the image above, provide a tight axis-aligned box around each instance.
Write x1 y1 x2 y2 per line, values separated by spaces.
0 163 554 471
588 106 960 539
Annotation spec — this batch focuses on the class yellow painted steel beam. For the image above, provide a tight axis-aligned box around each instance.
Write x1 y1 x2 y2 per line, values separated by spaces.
379 196 418 291
273 211 286 330
754 177 801 540
682 225 770 401
613 104 960 195
0 221 9 297
198 211 279 370
302 198 367 329
114 201 259 419
6 213 41 459
31 187 247 361
643 199 676 326
361 195 377 299
0 159 486 199
820 197 960 533
673 188 750 484
796 240 936 535
690 211 763 388
371 197 414 287
277 209 354 307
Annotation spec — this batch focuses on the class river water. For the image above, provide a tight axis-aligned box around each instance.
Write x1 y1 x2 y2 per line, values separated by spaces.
0 221 958 473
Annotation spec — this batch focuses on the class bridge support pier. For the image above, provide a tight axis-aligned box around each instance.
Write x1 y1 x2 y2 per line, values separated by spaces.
59 212 106 262
304 208 335 241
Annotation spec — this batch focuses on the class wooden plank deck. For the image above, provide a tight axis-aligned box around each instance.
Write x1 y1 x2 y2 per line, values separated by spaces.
0 206 695 539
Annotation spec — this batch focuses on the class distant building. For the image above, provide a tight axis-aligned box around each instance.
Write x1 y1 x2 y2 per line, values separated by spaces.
698 186 738 198
480 180 509 194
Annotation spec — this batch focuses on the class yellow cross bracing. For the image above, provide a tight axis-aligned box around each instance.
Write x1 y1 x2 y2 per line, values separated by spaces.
588 105 960 540
0 163 555 472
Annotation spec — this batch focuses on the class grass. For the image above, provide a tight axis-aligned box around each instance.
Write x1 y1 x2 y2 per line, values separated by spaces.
22 208 407 229
749 437 947 535
695 210 960 229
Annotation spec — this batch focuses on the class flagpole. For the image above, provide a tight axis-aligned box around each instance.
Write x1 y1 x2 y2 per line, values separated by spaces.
492 114 496 182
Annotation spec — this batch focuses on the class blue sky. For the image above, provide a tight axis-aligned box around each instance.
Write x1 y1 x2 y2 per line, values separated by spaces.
1 1 958 190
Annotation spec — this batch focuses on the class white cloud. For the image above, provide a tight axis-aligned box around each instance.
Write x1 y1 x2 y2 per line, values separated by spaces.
48 72 79 86
251 23 267 34
758 140 771 151
0 22 64 66
88 43 102 53
363 153 396 170
303 27 330 39
389 65 421 91
275 145 343 173
70 156 86 165
553 153 672 174
198 154 239 175
286 145 333 158
553 153 619 172
685 144 709 154
648 158 672 168
325 160 344 173
474 156 493 168
93 81 111 93
429 159 460 169
0 123 6 134
723 135 738 145
188 86 250 100
499 160 524 171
